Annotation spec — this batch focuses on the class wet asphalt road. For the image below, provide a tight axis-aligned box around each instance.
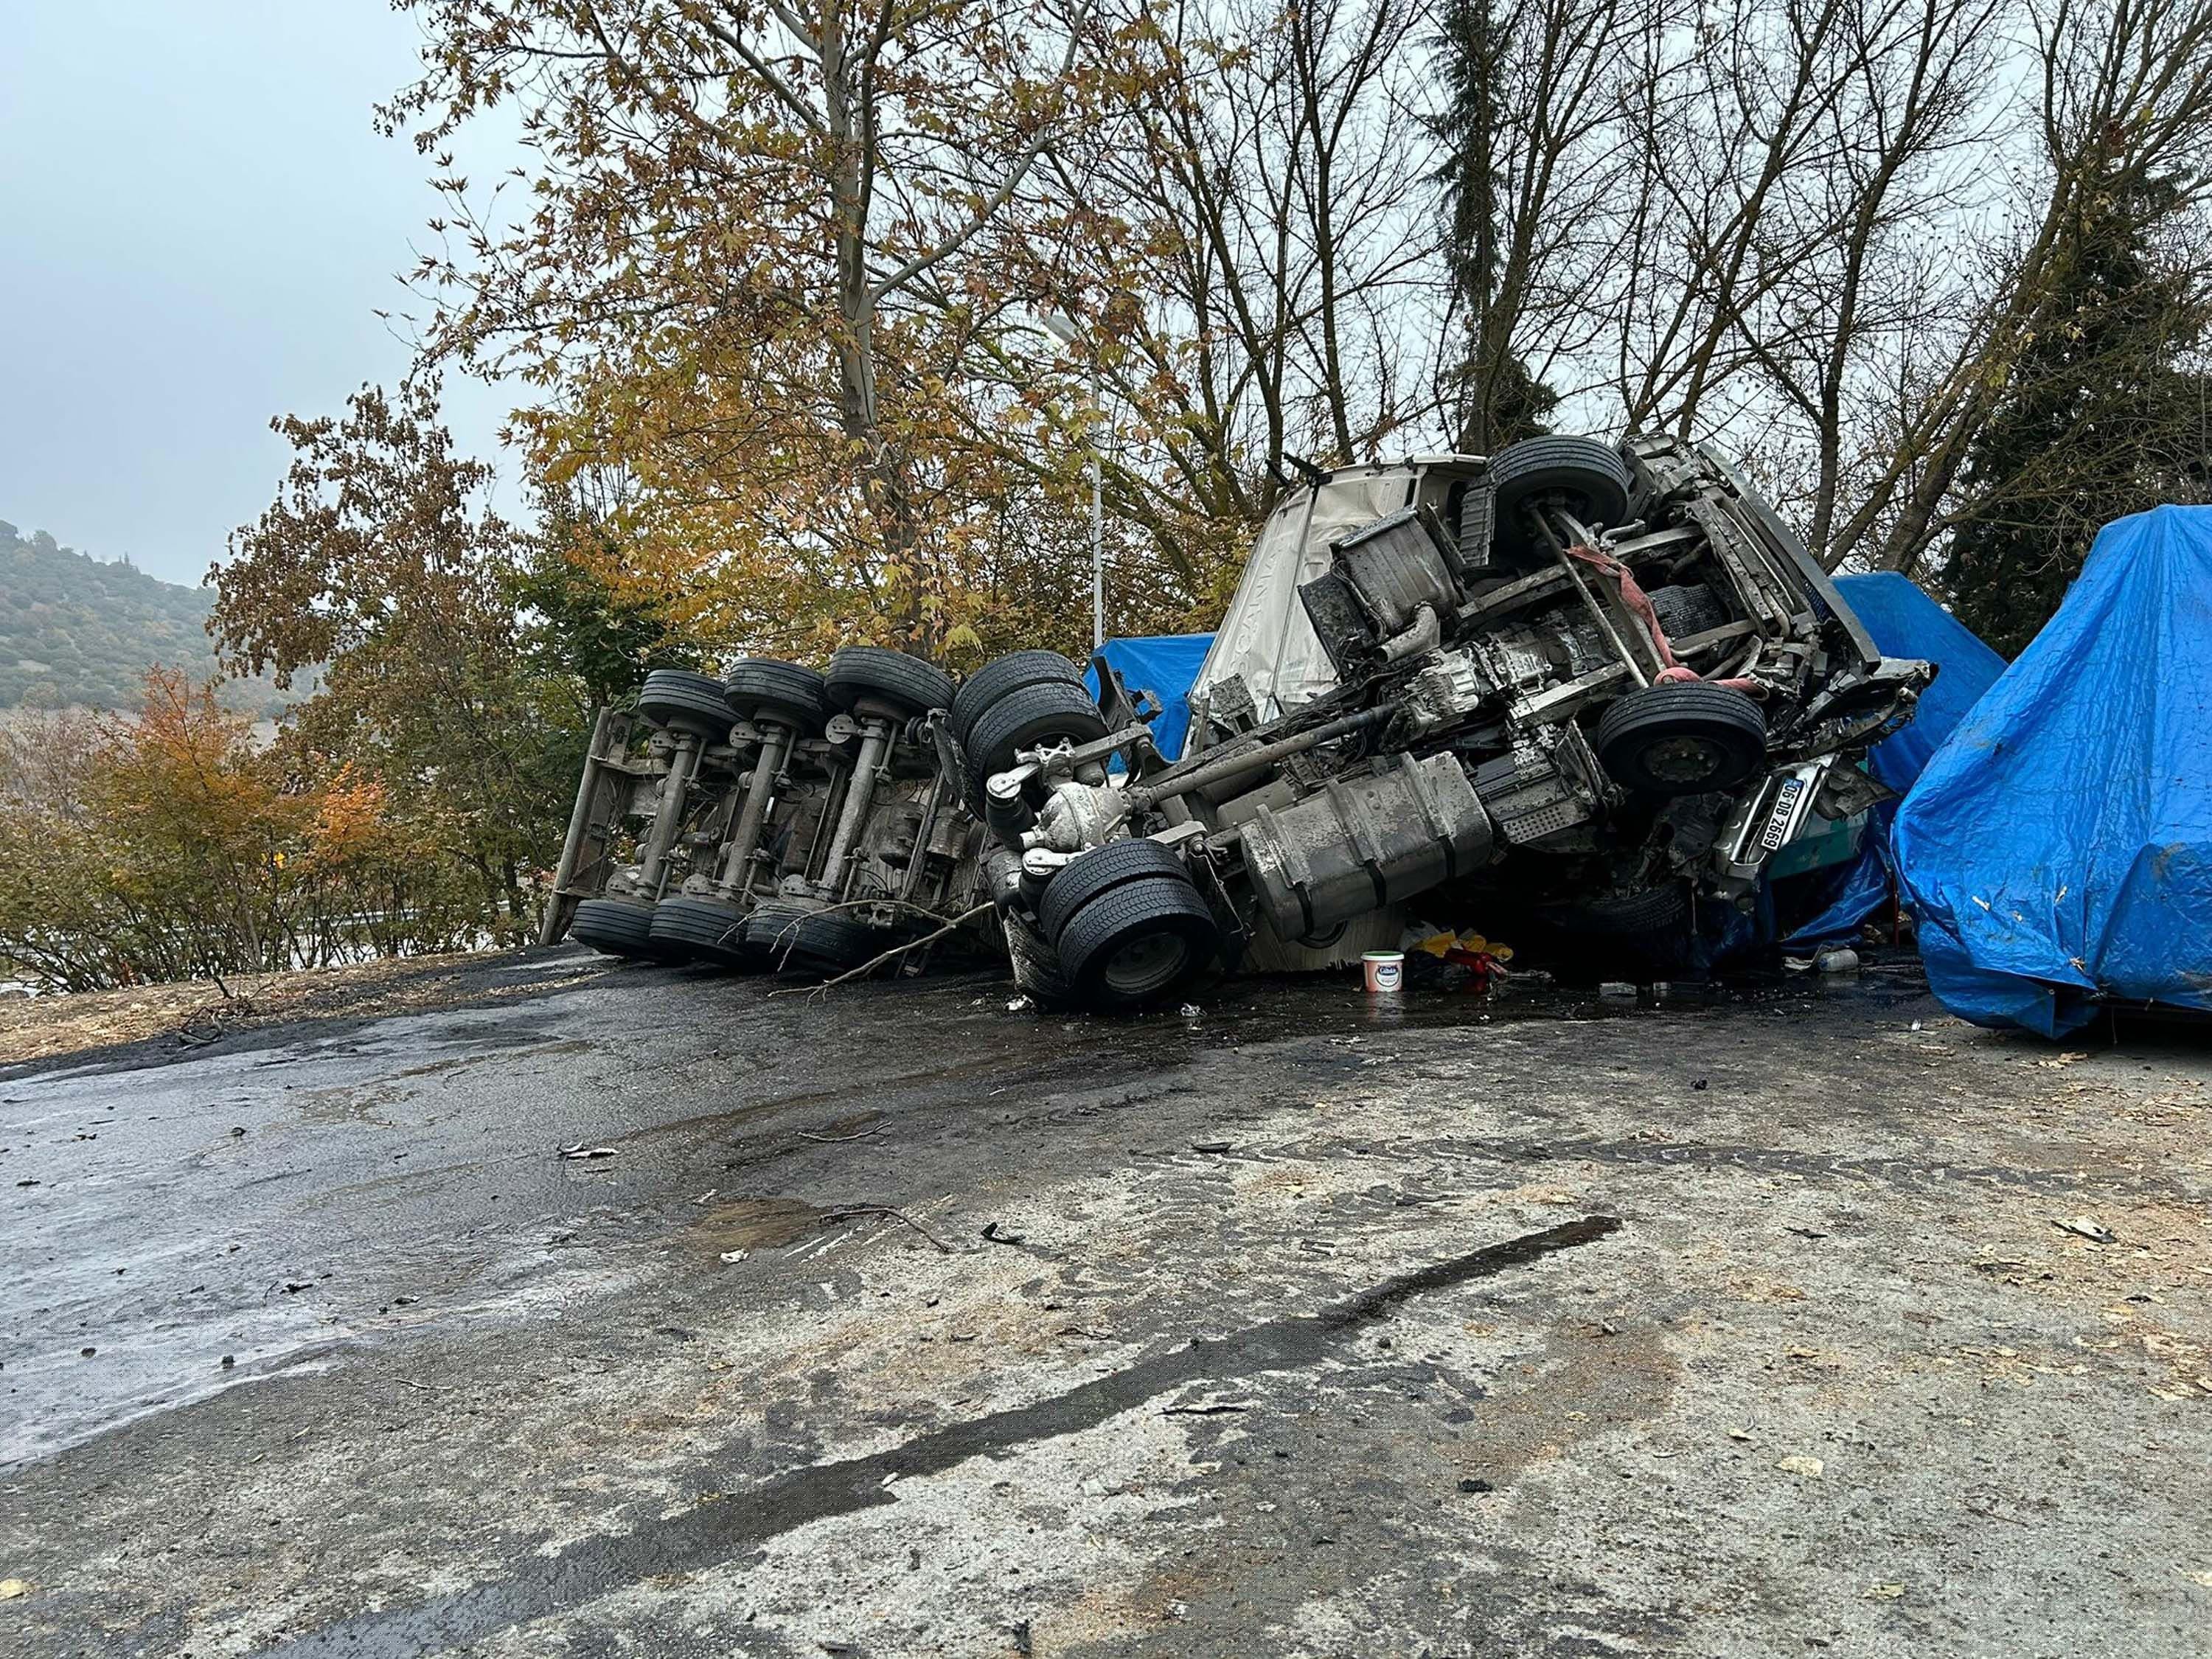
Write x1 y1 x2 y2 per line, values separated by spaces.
2 950 2210 1657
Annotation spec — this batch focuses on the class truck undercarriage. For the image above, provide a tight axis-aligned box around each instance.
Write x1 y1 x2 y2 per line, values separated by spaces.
549 433 1931 1009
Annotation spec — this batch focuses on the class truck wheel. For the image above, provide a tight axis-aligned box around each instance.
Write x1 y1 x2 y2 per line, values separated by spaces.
1489 437 1632 555
824 647 956 717
647 896 758 970
961 679 1109 801
1593 682 1767 795
1536 882 1691 937
1038 837 1189 944
1057 873 1220 1012
724 660 829 734
636 669 737 737
743 902 877 976
569 897 657 959
953 651 1087 748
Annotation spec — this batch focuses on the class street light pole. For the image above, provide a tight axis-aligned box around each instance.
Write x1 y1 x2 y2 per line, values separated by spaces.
1089 355 1104 650
1036 310 1107 650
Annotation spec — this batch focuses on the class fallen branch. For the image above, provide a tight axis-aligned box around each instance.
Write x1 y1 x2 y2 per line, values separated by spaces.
799 1124 883 1143
821 1203 955 1253
771 902 997 998
754 897 979 978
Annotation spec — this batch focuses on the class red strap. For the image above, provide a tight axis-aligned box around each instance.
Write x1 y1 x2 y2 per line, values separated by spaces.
1565 545 1759 694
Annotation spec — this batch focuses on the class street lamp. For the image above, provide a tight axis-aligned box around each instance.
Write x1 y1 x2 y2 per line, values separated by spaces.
1035 310 1105 650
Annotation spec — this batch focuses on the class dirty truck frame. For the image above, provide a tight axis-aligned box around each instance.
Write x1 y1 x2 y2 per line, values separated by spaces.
549 433 1928 1009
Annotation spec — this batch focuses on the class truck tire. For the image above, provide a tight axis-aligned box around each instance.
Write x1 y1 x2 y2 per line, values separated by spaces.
1594 682 1767 795
636 669 736 737
743 902 876 976
1056 872 1220 1012
723 659 829 734
824 647 956 717
961 679 1109 801
1536 881 1691 937
953 651 1088 748
569 897 657 959
1038 837 1189 944
647 896 758 969
1489 437 1632 555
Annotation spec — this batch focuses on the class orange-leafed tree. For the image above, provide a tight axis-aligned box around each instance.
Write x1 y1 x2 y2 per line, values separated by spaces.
384 0 1112 660
0 670 485 990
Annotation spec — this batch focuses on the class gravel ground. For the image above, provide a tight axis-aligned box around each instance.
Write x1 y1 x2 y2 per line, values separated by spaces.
1 949 2208 1658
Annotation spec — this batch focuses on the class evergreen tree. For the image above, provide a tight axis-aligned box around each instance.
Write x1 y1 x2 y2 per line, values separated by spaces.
1944 172 2212 655
1431 0 1561 454
512 490 703 710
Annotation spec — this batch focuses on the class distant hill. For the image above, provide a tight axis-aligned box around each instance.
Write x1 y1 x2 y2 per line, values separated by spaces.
0 520 285 714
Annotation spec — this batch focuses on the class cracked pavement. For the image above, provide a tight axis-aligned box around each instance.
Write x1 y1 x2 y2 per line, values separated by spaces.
3 951 2209 1656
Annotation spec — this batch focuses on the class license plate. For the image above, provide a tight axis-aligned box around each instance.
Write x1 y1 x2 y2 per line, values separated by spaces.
1759 777 1807 852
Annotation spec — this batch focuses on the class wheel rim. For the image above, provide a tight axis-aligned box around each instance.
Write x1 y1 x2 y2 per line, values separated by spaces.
1030 725 1098 758
1101 929 1191 998
1642 734 1725 785
984 721 1107 772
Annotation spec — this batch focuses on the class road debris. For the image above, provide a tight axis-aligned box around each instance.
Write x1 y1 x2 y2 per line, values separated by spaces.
2056 1216 2118 1244
557 1143 617 1161
821 1204 954 1253
1774 1454 1826 1478
979 1221 1026 1246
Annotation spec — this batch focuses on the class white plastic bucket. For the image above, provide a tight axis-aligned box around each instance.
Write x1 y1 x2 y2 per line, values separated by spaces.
1363 950 1405 993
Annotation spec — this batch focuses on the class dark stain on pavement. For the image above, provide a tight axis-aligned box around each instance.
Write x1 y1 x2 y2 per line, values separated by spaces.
258 1214 1623 1657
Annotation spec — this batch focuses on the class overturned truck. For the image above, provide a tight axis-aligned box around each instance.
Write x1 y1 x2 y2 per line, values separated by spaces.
544 649 990 977
552 433 1931 1009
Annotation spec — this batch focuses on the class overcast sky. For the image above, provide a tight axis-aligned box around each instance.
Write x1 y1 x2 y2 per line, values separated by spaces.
0 1 512 585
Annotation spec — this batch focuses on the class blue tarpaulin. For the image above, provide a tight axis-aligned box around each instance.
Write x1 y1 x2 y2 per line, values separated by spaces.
1893 505 2212 1034
1088 634 1214 760
1779 573 2009 948
1834 573 2013 793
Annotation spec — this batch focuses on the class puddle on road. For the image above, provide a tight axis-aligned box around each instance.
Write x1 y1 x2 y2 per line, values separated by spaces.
292 1039 602 1129
391 1040 597 1083
690 1197 830 1257
296 1082 408 1127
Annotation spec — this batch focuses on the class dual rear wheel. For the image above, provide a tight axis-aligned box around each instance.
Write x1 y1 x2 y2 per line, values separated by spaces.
1031 838 1222 1012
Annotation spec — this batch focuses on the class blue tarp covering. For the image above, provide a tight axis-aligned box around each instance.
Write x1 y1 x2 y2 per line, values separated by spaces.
1088 633 1214 760
1893 506 2212 1034
1779 573 2010 949
1834 573 2014 793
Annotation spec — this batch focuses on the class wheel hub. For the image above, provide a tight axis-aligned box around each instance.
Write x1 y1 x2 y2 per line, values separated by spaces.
1102 930 1191 998
1643 734 1725 784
